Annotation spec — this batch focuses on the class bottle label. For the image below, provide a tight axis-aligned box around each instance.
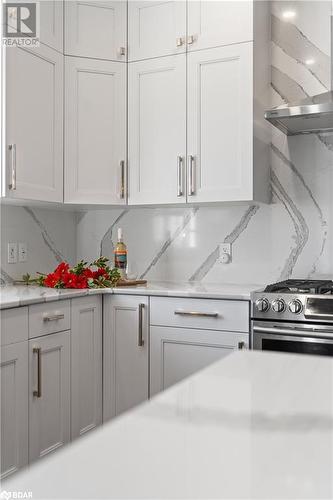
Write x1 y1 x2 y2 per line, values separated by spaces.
115 251 127 269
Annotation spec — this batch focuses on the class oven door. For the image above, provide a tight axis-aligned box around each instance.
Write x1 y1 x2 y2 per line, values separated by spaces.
252 321 333 357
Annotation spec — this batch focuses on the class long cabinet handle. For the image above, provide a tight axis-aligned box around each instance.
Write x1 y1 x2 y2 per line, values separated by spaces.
174 310 219 318
188 155 195 196
33 347 42 398
8 144 16 190
177 156 184 197
138 303 145 347
43 313 65 322
120 160 126 199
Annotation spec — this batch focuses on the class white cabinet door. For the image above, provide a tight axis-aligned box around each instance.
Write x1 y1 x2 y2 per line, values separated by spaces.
40 0 64 52
1 342 28 479
6 44 63 202
150 326 248 396
65 1 127 61
128 1 186 61
65 57 126 204
103 295 149 421
187 43 253 203
187 0 253 52
128 55 186 205
71 296 102 439
29 331 70 462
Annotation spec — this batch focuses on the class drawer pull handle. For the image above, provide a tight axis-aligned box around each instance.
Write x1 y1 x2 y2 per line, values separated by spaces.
174 310 219 318
138 303 145 347
33 347 42 398
238 341 246 350
43 313 65 322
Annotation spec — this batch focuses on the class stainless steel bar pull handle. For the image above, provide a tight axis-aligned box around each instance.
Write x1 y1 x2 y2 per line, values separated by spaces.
8 144 16 190
188 155 195 196
174 310 219 318
43 313 65 322
138 303 145 347
177 156 184 196
120 160 125 199
33 347 42 398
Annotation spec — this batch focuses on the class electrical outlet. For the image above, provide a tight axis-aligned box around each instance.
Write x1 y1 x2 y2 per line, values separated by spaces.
18 242 27 262
8 243 17 264
218 243 232 264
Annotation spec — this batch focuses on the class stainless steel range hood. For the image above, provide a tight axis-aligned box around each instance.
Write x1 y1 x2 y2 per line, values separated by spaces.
265 91 333 135
265 10 333 136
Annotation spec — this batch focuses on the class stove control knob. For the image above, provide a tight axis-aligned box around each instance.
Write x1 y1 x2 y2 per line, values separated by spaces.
288 299 303 314
272 299 286 313
255 298 269 312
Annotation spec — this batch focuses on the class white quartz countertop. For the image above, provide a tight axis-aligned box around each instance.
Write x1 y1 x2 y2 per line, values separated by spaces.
0 281 262 309
6 350 333 499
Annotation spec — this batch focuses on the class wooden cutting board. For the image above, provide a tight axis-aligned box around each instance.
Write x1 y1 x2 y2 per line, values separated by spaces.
115 279 147 287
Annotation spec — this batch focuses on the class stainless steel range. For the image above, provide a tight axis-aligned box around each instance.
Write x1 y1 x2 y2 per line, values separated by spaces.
251 280 333 357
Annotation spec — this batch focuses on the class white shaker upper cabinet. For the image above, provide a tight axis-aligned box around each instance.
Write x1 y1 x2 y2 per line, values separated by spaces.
128 54 186 205
65 57 126 204
5 44 63 202
39 0 64 52
128 1 186 61
65 1 127 61
187 43 253 203
187 0 253 51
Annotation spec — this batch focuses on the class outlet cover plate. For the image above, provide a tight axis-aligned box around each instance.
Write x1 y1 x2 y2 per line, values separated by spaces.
8 243 17 264
18 242 27 262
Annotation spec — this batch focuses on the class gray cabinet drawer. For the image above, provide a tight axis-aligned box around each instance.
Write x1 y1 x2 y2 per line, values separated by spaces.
0 307 28 346
150 297 249 332
29 301 70 338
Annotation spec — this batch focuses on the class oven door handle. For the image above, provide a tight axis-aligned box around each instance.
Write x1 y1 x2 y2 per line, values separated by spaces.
253 325 333 339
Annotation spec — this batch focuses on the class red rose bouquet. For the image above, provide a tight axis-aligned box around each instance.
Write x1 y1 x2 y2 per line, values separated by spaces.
22 257 120 289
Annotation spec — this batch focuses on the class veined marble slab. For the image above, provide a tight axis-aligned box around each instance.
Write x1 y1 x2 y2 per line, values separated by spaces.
5 350 333 499
0 282 263 309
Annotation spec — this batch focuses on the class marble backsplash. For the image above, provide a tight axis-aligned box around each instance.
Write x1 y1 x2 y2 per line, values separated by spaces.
1 1 333 286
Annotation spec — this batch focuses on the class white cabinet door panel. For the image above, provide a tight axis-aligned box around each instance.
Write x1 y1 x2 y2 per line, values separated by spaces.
150 326 248 396
128 55 186 205
188 1 253 51
128 1 186 61
187 43 253 203
103 295 149 421
40 0 64 52
29 331 70 462
6 44 63 202
1 342 29 479
65 1 127 61
65 57 126 204
71 297 102 439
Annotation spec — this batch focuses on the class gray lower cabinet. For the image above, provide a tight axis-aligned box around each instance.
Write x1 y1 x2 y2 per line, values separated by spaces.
29 331 71 462
103 295 149 421
71 296 102 439
1 341 29 479
150 326 248 396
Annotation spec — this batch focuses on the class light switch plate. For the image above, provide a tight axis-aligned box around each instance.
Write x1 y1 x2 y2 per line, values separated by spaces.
8 243 17 264
18 242 27 262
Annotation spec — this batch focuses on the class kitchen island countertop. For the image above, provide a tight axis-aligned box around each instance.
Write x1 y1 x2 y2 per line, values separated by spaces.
5 349 333 499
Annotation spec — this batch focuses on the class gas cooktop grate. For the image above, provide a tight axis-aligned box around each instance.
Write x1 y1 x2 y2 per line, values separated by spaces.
264 279 333 295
